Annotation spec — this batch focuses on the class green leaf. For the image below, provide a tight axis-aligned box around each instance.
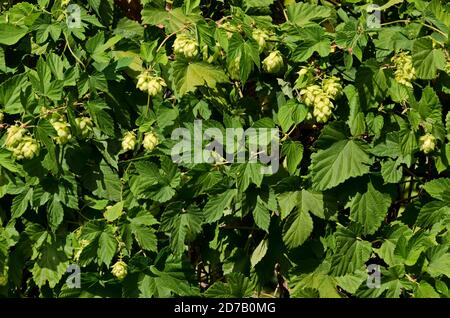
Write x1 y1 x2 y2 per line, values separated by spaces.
412 37 446 80
394 232 433 266
310 139 372 191
103 201 124 222
170 59 229 96
285 2 332 27
0 73 28 114
0 23 28 45
417 201 450 228
250 238 268 267
381 159 403 184
347 182 391 235
97 225 117 266
203 189 237 223
291 26 331 62
232 162 264 192
423 178 450 202
31 239 69 288
86 100 115 136
281 140 304 175
227 34 260 84
0 149 24 174
414 281 440 298
283 205 313 249
426 246 450 278
253 196 271 232
205 273 254 298
11 188 33 219
344 85 366 136
130 223 158 252
48 196 64 233
161 205 203 255
277 100 308 133
330 225 372 276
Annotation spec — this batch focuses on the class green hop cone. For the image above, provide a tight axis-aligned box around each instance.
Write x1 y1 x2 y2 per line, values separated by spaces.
13 136 40 160
75 117 93 137
419 133 436 154
137 71 166 96
143 132 158 151
252 29 269 51
299 85 322 107
147 76 167 96
322 76 342 98
111 260 128 280
173 34 199 58
262 51 283 74
52 121 72 145
0 112 4 124
5 125 27 148
391 52 416 88
122 131 136 152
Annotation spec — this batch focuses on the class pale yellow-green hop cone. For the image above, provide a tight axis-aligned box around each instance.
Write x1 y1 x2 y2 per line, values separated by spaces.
4 125 26 148
75 117 93 137
322 76 342 98
143 132 158 151
52 121 72 145
21 137 40 159
262 50 283 74
173 34 198 58
122 132 137 152
391 52 416 88
299 85 322 107
419 133 436 154
252 29 269 51
111 260 128 280
147 76 166 96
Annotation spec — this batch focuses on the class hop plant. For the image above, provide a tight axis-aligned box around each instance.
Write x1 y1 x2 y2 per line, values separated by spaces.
299 85 322 107
122 132 136 152
111 260 128 280
322 76 342 98
75 117 93 137
252 29 269 51
143 132 158 151
419 133 436 154
262 51 283 74
391 52 416 87
312 94 334 123
219 22 239 39
228 55 241 80
52 121 72 145
0 112 4 124
173 34 199 58
4 125 26 148
137 71 166 96
13 136 40 160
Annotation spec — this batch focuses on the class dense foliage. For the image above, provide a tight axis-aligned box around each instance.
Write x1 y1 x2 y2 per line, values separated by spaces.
0 0 449 298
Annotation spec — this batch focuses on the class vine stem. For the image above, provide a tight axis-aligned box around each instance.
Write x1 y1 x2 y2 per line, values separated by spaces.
64 33 86 69
156 26 188 53
281 125 297 142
